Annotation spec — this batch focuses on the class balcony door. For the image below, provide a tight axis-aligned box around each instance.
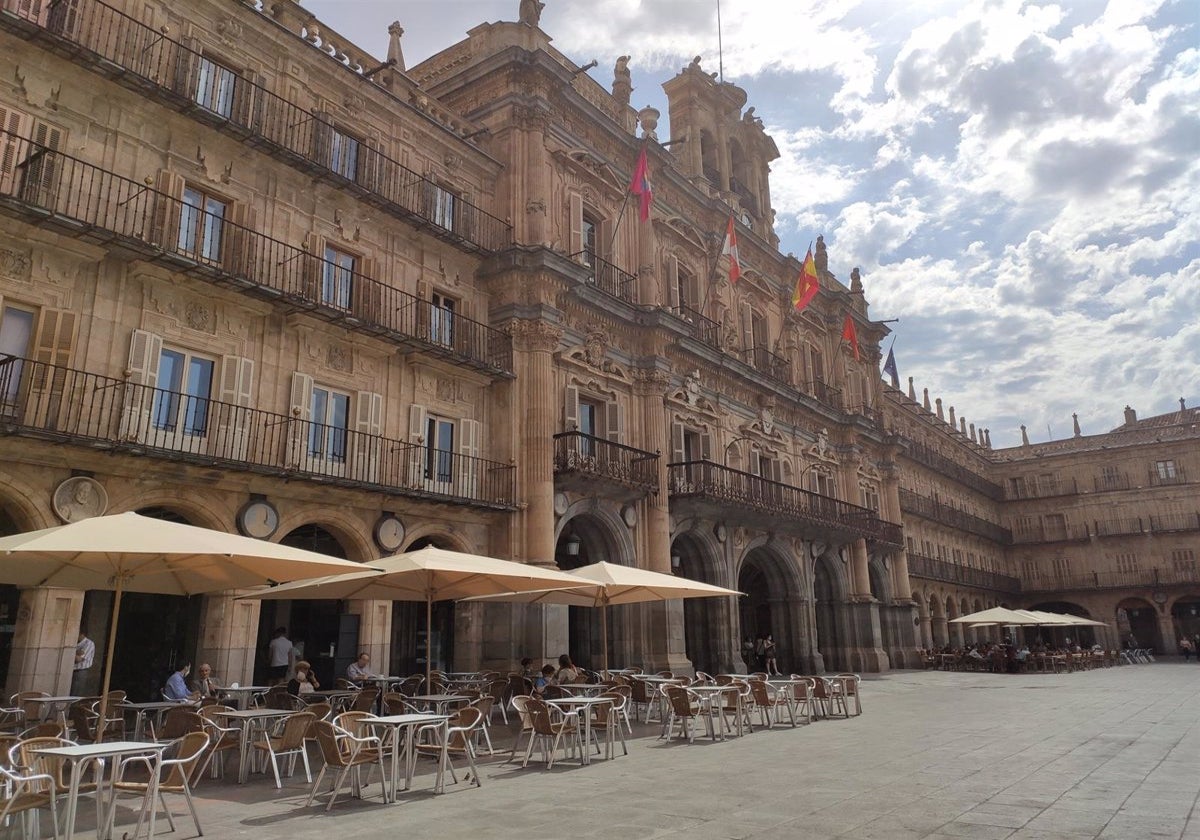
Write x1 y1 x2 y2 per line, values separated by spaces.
151 347 215 454
0 306 34 412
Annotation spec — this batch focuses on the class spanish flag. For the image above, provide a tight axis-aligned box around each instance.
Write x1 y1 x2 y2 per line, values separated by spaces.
841 315 860 361
722 216 741 284
629 146 653 222
792 246 819 311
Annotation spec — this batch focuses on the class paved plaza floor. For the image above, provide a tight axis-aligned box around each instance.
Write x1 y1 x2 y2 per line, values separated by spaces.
116 663 1200 839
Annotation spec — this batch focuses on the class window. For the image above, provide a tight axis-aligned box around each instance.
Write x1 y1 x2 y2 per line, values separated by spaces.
0 305 35 405
750 311 768 350
151 348 215 436
430 291 456 347
432 185 458 231
580 212 599 266
1099 465 1122 488
1172 549 1195 573
178 186 226 261
1155 460 1177 480
682 429 703 462
860 484 881 514
577 397 604 456
328 128 360 181
1115 552 1138 573
424 414 455 482
1043 513 1067 540
676 265 696 311
309 385 349 462
1052 556 1070 577
1013 515 1038 537
1037 473 1058 495
194 56 238 118
811 469 836 497
322 246 356 311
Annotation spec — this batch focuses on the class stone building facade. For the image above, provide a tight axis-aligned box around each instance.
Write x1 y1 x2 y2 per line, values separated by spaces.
0 0 1194 699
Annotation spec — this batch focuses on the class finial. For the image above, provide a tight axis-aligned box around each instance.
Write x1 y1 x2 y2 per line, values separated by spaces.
907 377 916 400
935 398 944 421
386 21 405 71
1072 413 1081 437
922 388 931 411
1020 425 1030 446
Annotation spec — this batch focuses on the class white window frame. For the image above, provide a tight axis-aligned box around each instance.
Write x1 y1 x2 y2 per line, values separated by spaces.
322 245 356 312
430 291 456 347
0 304 36 407
309 384 350 465
328 127 360 181
178 185 227 262
194 55 238 118
432 185 458 231
424 413 455 485
151 345 217 454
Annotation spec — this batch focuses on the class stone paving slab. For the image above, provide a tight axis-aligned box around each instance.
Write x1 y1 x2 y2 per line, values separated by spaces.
65 663 1200 839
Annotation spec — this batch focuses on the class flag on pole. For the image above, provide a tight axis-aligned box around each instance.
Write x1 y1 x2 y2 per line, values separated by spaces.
629 146 653 222
722 215 741 284
841 315 860 361
882 346 898 387
792 246 819 311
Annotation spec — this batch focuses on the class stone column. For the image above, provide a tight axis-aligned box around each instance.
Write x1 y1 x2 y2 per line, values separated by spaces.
5 587 83 697
848 539 871 598
1157 610 1178 655
344 599 392 671
197 592 261 688
918 610 933 649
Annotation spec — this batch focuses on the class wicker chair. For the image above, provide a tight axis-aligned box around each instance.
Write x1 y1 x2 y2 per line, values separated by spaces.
105 731 209 840
9 692 49 724
195 704 240 782
785 676 817 724
18 722 65 739
14 735 105 837
349 687 380 714
150 708 205 742
520 698 581 769
0 707 25 733
592 692 628 756
252 710 315 788
485 678 509 724
395 675 424 696
662 685 701 743
508 695 536 763
832 673 863 716
414 706 484 791
306 720 388 812
0 749 58 838
747 679 795 728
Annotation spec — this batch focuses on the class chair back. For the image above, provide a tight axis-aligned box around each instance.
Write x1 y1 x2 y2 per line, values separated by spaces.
663 685 695 718
510 695 534 734
13 736 73 793
19 722 64 739
446 706 483 750
808 677 832 699
263 685 295 710
276 711 316 749
694 671 713 685
525 698 558 736
748 679 775 706
471 695 494 720
333 711 371 736
162 731 209 790
67 699 98 741
487 678 507 704
11 691 49 722
396 675 424 696
788 676 814 702
198 704 234 723
714 674 734 686
541 684 571 700
304 701 332 721
160 708 205 740
507 675 533 698
834 674 860 696
311 720 348 766
350 687 379 713
596 692 625 723
629 679 651 704
655 670 673 678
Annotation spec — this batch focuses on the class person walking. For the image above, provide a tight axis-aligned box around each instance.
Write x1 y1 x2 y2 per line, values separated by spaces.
71 630 95 695
267 627 294 685
1181 637 1194 662
763 634 781 676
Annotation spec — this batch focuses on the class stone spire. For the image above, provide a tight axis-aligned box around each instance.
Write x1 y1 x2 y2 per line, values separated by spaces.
969 422 977 443
1182 397 1188 412
850 267 863 294
612 56 631 107
935 398 944 421
983 429 991 448
922 388 931 411
948 406 956 429
907 377 916 401
960 417 967 436
1020 424 1030 446
386 21 405 71
1072 413 1081 437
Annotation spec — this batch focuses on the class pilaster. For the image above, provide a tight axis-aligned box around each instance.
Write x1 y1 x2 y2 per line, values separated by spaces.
5 587 83 697
197 591 261 687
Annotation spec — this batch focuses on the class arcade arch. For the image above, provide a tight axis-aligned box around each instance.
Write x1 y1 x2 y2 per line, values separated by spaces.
673 529 728 675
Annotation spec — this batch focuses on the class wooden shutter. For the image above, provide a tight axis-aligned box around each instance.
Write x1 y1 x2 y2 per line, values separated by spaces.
25 308 76 429
568 193 583 259
0 105 31 196
670 422 685 464
700 431 712 461
31 308 75 371
149 170 186 250
563 385 578 432
11 0 48 24
172 36 201 101
414 277 431 339
605 399 622 443
46 0 81 38
301 233 327 305
22 121 63 207
406 403 427 486
119 329 162 442
224 202 257 279
284 371 313 469
353 256 383 327
211 355 254 461
353 390 383 483
666 255 679 310
457 418 481 498
740 301 753 353
749 449 761 478
311 113 333 170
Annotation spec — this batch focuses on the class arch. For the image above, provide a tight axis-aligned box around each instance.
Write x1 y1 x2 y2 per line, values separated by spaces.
1115 597 1162 653
0 474 52 532
812 550 848 672
915 589 932 649
553 508 632 670
105 489 225 531
0 500 37 691
673 529 728 674
1170 595 1200 650
1030 600 1097 647
959 597 971 644
699 129 719 182
945 595 962 648
391 532 465 675
929 592 947 647
736 540 804 672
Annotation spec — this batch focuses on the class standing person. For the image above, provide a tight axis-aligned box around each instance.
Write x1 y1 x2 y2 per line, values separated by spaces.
71 630 95 695
763 634 781 676
267 627 294 686
1180 638 1194 662
754 635 767 671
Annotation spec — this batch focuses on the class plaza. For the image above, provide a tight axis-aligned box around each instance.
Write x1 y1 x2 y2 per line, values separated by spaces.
116 664 1200 840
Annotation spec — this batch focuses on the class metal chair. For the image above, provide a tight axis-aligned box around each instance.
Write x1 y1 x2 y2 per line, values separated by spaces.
252 710 315 788
414 706 484 792
306 720 387 812
105 731 209 840
520 698 581 769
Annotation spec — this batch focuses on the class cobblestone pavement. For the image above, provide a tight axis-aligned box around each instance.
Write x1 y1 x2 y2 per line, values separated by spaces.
97 663 1200 839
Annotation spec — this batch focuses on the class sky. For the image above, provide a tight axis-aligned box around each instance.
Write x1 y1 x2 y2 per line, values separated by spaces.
305 0 1199 448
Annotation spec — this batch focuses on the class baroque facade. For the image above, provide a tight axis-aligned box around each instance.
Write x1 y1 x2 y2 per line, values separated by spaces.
0 0 1194 699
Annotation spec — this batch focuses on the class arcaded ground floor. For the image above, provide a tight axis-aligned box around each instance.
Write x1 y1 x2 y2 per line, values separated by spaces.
69 662 1199 840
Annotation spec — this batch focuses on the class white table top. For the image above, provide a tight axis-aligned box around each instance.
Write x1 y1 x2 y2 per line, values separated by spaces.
409 694 468 703
366 713 448 726
212 708 293 720
118 700 197 710
557 683 603 691
547 696 613 706
33 740 168 759
220 686 269 693
28 695 83 703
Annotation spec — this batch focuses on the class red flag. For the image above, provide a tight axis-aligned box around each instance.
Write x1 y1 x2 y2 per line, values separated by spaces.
722 216 741 284
792 247 819 311
841 315 860 361
629 146 653 222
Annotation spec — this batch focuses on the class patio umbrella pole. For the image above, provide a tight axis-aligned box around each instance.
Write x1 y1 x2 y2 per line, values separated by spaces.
95 575 123 745
426 592 433 687
601 603 608 674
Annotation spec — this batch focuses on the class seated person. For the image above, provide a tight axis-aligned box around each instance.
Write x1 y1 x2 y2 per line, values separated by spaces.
532 664 557 696
164 662 200 701
555 653 581 685
193 663 222 698
288 660 320 696
1015 646 1031 662
346 651 378 683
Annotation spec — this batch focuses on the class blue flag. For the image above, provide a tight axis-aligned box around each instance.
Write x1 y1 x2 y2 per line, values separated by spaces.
882 347 899 388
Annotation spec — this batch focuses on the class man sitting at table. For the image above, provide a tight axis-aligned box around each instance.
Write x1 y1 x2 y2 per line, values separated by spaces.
193 663 222 698
346 651 378 683
532 664 557 696
164 662 200 701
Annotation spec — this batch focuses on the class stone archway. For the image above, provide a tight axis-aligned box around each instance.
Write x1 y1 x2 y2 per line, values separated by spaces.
930 594 947 647
868 557 898 661
738 542 805 674
915 590 932 649
1116 597 1162 652
0 503 28 695
812 550 850 673
1031 600 1098 647
1170 594 1200 650
673 529 730 675
946 596 962 648
389 533 464 676
553 510 628 671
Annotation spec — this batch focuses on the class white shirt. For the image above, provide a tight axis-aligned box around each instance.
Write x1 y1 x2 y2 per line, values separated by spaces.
74 636 95 671
269 636 293 667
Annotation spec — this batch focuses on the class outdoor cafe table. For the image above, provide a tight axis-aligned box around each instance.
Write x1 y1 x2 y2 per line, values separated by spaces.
688 685 740 740
407 694 469 715
211 707 293 783
26 694 81 725
32 739 167 840
546 696 615 765
557 683 606 696
118 700 197 741
363 713 448 799
305 689 357 710
217 685 270 710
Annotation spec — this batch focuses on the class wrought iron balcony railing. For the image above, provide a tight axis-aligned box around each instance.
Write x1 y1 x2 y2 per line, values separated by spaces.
0 126 512 376
906 553 1020 593
1093 472 1132 492
1011 513 1199 543
802 379 843 412
668 460 903 546
748 346 792 386
0 0 512 254
899 438 1004 500
898 489 1012 544
1005 476 1080 500
1020 566 1198 593
670 305 721 348
0 356 517 509
571 252 637 304
553 432 659 494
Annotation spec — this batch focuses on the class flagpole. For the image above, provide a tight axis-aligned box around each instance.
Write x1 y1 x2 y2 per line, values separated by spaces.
716 0 724 83
608 137 648 262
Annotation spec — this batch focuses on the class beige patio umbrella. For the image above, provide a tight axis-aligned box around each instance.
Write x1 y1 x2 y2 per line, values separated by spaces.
0 511 368 741
951 606 1040 626
464 560 744 672
238 546 591 683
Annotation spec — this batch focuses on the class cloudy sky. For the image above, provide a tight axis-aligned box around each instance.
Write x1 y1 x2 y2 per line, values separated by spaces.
306 0 1198 448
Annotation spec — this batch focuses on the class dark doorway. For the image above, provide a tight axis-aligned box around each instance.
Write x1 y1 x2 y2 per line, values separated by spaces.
0 506 24 694
676 534 720 674
1117 598 1161 652
553 516 618 671
390 536 455 676
813 556 843 671
1171 596 1200 644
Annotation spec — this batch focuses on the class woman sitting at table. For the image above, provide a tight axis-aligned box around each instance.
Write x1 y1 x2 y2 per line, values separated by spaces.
288 660 320 696
555 653 581 685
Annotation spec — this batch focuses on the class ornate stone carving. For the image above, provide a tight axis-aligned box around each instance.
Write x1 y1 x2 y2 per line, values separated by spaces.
52 477 108 524
184 301 215 333
683 369 701 405
326 343 353 373
582 326 608 367
436 378 461 403
518 0 545 26
525 198 546 215
0 247 31 281
632 367 670 396
508 319 562 352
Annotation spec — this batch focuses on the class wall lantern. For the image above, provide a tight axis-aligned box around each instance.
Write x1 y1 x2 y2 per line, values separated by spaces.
564 534 582 556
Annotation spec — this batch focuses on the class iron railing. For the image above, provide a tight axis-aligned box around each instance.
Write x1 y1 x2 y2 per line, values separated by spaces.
748 346 792 386
906 553 1020 593
0 126 512 375
668 460 903 546
1005 476 1080 500
553 432 659 494
1148 465 1188 487
1020 567 1198 593
898 489 1012 544
1093 472 1132 492
1010 521 1091 544
0 355 517 509
802 380 843 412
900 438 1004 500
571 252 637 303
670 304 721 348
0 0 512 254
1011 512 1200 543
